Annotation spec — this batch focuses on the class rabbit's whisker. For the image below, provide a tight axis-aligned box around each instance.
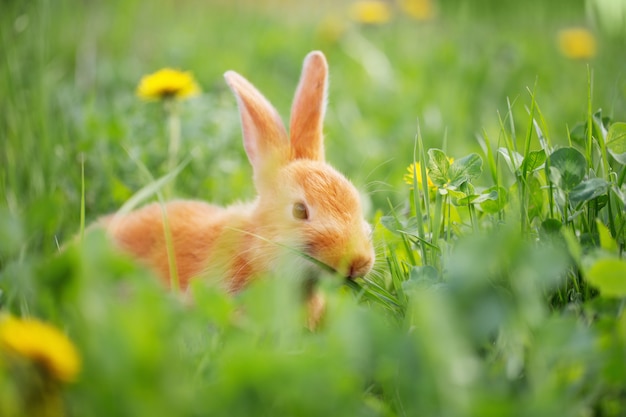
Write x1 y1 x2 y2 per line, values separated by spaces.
225 226 338 276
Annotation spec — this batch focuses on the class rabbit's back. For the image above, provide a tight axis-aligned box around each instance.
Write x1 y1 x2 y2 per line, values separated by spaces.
104 200 230 289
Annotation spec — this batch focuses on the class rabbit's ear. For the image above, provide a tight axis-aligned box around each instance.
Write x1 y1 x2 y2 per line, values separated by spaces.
289 51 328 162
224 71 289 177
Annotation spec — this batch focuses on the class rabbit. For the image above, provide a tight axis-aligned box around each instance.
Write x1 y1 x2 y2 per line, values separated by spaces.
100 51 375 328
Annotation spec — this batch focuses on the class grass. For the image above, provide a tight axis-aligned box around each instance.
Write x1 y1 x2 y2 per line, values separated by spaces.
2 0 626 416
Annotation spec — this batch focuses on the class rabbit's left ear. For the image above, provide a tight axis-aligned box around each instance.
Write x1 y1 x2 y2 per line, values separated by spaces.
224 70 289 182
289 51 328 162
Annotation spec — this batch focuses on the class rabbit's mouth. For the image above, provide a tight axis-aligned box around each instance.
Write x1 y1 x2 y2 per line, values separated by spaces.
299 251 363 282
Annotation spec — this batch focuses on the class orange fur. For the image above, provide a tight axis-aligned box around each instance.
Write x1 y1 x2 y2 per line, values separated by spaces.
103 201 252 290
99 51 375 327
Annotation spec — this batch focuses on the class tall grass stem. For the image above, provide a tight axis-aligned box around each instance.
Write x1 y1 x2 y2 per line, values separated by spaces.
165 99 181 198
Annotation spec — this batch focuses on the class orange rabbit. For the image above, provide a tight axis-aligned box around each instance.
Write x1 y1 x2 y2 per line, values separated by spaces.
101 51 375 326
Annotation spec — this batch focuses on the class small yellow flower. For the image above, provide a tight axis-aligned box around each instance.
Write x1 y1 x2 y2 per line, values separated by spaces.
404 162 434 189
0 315 80 383
557 28 597 60
400 0 435 21
404 157 454 189
136 68 201 101
349 0 392 24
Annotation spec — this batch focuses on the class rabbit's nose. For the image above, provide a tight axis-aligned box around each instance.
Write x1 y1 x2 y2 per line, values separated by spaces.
347 254 374 279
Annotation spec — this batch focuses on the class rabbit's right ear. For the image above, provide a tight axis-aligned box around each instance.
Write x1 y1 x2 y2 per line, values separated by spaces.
224 71 289 181
289 51 328 162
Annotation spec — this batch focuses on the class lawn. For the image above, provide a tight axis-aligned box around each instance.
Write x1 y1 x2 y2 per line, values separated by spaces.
2 0 626 416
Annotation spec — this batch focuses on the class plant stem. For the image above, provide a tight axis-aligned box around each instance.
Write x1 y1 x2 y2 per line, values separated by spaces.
432 191 444 263
520 174 527 236
468 199 478 234
165 98 181 198
564 193 570 229
412 122 429 265
586 66 593 171
160 201 180 293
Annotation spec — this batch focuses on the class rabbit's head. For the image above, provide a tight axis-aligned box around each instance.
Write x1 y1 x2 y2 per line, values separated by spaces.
224 51 374 279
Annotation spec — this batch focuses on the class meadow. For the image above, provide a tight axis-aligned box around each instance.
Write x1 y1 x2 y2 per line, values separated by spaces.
2 0 626 415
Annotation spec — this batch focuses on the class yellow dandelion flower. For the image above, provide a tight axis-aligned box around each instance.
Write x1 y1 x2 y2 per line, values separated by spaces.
404 157 454 189
349 0 392 25
400 0 435 21
136 68 201 101
0 316 80 383
557 28 597 60
404 162 434 188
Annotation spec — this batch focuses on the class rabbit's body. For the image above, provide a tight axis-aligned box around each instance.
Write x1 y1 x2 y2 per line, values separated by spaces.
102 51 374 327
103 201 252 291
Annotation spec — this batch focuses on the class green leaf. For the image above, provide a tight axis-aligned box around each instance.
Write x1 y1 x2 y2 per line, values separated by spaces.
458 181 475 197
457 187 496 206
454 193 479 205
115 158 190 217
606 122 626 165
593 110 609 141
470 190 498 204
427 149 451 187
447 188 469 202
380 215 418 236
596 219 618 253
561 227 582 265
449 153 483 187
380 215 401 235
527 174 545 220
479 187 508 214
403 265 440 291
569 177 609 205
586 258 626 297
569 123 586 147
522 149 546 173
540 218 562 236
546 147 587 191
570 114 610 148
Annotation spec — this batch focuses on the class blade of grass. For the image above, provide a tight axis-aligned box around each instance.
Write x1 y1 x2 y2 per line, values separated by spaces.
348 277 402 309
412 120 429 265
345 279 402 313
477 130 498 185
417 128 430 220
521 82 538 180
112 150 191 293
506 96 518 152
113 155 190 218
398 230 441 252
478 129 505 221
387 199 418 267
586 65 594 171
532 99 552 152
79 153 86 241
385 244 408 306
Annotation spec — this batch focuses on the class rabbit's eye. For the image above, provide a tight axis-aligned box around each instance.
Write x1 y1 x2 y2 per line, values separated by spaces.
292 202 309 220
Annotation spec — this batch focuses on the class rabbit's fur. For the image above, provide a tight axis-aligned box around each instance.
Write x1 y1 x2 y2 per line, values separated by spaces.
102 51 375 327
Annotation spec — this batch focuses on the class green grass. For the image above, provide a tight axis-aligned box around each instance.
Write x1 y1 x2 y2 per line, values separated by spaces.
2 0 626 416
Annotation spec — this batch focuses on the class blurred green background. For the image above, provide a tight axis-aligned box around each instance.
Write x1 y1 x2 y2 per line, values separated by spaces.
3 0 626 251
3 1 626 416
